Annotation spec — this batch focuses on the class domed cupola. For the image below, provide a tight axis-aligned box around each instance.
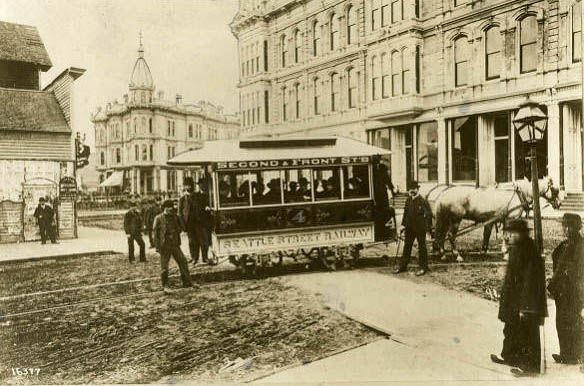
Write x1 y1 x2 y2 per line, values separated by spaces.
129 33 154 105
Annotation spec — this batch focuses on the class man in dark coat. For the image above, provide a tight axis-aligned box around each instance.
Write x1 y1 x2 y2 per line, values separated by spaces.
394 181 432 276
191 180 212 264
178 178 199 263
153 200 193 290
373 161 395 242
145 197 162 249
124 201 145 262
491 219 547 376
33 197 57 244
548 213 584 365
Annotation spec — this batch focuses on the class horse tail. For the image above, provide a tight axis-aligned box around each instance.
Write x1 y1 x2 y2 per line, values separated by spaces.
433 203 450 254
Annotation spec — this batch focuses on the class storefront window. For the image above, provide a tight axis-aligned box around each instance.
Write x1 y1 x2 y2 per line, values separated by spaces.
218 172 251 208
313 167 341 201
494 114 510 182
342 165 370 199
451 116 477 181
417 122 438 182
283 169 312 203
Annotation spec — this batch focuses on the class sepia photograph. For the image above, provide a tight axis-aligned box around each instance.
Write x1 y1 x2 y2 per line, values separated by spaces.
0 0 584 384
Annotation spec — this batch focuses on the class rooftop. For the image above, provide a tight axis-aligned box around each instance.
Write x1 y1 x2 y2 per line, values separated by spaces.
0 87 70 133
0 21 52 70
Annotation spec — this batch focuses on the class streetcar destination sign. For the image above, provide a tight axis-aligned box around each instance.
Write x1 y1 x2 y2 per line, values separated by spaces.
216 224 374 255
216 156 370 170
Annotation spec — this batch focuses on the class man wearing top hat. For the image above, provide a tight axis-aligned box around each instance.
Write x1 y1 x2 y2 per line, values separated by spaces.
491 218 547 377
394 180 432 276
548 213 584 365
33 197 57 244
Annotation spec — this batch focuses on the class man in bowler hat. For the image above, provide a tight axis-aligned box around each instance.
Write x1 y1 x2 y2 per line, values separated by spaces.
33 197 57 244
549 213 584 365
394 180 432 276
124 201 145 262
491 218 547 377
153 200 193 290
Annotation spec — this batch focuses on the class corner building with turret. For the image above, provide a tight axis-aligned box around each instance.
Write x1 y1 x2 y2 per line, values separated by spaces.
92 41 240 195
231 0 584 204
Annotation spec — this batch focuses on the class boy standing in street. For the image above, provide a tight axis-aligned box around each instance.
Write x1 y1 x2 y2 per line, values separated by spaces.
153 200 193 290
124 201 146 262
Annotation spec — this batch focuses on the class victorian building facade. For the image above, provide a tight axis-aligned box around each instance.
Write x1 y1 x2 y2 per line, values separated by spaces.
231 0 583 198
92 42 240 195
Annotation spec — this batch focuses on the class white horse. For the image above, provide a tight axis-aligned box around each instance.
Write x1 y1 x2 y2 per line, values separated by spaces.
425 177 560 261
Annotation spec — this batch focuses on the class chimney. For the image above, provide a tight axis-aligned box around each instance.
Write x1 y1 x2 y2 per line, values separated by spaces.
123 94 129 104
43 67 85 126
176 94 183 105
158 90 165 100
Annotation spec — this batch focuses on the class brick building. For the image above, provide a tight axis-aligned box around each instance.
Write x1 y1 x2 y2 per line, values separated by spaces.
231 0 583 200
92 40 240 195
0 21 84 242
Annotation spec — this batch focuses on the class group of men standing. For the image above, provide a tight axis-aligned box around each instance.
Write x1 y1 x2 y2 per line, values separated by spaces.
123 177 211 291
391 180 584 377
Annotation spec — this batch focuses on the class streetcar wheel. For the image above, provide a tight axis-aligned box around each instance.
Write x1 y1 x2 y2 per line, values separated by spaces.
318 247 337 271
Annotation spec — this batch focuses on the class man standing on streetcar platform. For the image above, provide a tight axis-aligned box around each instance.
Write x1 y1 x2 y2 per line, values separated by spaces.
490 218 547 377
393 180 432 276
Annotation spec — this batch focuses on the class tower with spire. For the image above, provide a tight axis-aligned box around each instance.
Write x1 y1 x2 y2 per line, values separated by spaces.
129 32 154 104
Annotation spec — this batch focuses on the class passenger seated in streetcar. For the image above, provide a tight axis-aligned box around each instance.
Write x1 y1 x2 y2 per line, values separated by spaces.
298 177 311 200
324 178 339 199
345 177 358 198
264 179 281 204
252 180 265 205
288 181 298 196
219 180 232 203
238 180 250 201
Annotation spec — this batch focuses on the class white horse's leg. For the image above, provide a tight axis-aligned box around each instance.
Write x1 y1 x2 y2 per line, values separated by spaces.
449 222 464 262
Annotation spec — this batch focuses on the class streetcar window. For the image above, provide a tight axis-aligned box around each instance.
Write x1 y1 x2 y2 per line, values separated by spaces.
283 169 312 203
250 170 283 206
218 171 251 207
313 167 341 201
342 165 370 199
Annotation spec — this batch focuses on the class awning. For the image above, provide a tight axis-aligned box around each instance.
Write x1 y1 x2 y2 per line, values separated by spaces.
100 171 123 187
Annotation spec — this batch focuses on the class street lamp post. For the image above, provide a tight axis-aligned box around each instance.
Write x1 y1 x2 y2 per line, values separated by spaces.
512 96 548 257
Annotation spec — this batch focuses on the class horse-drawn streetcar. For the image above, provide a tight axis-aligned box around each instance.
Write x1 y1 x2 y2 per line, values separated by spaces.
168 136 395 274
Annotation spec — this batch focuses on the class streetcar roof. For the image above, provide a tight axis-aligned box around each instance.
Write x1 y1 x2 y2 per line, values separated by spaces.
167 136 391 166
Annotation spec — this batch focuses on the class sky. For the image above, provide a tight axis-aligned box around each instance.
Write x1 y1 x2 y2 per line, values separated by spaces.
0 0 240 144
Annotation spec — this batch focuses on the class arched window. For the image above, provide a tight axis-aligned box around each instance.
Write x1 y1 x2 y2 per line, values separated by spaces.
454 36 469 86
381 53 389 98
282 86 288 121
295 29 302 63
371 56 380 100
281 34 287 67
485 26 501 80
313 21 320 56
313 78 321 115
519 16 537 73
391 50 401 95
402 48 410 95
381 0 390 27
391 0 402 23
295 83 301 119
347 68 357 108
573 2 582 63
347 6 357 45
149 118 153 133
330 73 339 112
330 14 339 51
372 0 380 31
100 152 105 165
